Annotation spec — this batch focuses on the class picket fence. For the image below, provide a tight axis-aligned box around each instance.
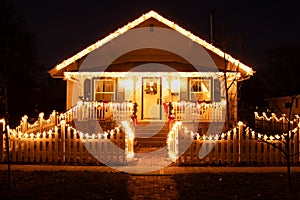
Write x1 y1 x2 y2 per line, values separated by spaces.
168 120 300 165
3 107 300 166
0 118 135 165
254 111 300 133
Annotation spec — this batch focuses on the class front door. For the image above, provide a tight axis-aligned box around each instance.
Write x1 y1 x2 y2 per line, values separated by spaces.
142 77 161 120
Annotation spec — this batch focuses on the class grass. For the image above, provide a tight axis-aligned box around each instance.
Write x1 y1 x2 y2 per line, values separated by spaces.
173 172 300 200
0 171 130 200
1 170 300 199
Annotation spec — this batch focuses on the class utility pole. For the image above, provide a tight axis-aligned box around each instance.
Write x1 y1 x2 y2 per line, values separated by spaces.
209 10 215 45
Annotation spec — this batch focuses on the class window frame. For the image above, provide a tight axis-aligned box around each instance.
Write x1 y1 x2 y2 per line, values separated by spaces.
93 78 116 102
188 78 212 102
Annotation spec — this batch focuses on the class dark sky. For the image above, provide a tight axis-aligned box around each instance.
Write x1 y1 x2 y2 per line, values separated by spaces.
11 0 300 73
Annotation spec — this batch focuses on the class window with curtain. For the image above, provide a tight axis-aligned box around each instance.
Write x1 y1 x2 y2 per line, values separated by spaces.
189 79 211 102
94 79 115 101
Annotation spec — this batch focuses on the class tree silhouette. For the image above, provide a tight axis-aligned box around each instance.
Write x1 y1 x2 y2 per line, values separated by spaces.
0 0 42 125
0 0 42 188
255 45 300 194
213 22 245 129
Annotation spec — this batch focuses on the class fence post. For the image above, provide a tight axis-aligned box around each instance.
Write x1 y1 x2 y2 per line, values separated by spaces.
298 124 300 164
48 130 53 163
66 126 71 163
73 130 77 163
238 122 244 163
42 132 46 162
22 115 28 133
227 131 231 164
221 133 225 164
233 128 238 164
54 127 59 163
39 112 44 133
282 114 287 133
61 120 66 163
0 120 4 162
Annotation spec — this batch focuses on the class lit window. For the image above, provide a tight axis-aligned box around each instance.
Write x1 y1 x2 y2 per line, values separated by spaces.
94 79 115 101
189 79 211 102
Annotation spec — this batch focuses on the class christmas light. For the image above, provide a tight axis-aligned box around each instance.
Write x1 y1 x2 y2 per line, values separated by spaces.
50 11 254 77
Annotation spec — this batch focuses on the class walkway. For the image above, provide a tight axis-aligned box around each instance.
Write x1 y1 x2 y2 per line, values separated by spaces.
128 175 179 200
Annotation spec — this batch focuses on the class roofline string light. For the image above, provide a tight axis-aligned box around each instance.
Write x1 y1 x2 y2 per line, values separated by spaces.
50 10 254 76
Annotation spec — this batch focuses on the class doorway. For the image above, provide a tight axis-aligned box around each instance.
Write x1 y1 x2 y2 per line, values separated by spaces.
142 77 162 120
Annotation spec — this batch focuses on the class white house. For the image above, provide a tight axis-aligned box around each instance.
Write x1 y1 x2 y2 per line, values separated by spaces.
49 10 254 127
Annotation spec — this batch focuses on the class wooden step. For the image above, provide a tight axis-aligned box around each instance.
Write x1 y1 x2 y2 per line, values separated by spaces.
135 132 167 138
134 121 169 149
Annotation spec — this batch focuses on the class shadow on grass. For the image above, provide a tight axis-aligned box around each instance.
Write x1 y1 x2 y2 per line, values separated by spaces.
173 172 300 200
0 171 130 200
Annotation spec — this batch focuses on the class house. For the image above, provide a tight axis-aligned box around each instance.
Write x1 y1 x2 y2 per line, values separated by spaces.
49 10 254 129
265 95 300 117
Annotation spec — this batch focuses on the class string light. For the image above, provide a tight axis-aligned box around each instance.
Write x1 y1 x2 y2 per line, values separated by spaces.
167 120 299 144
50 10 254 77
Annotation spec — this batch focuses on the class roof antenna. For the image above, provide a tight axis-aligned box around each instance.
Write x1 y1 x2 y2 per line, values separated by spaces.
209 10 215 45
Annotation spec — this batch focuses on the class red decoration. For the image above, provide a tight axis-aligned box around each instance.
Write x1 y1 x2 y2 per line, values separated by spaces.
168 114 175 129
131 114 138 126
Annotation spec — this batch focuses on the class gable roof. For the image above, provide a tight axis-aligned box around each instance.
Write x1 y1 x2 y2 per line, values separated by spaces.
49 10 254 78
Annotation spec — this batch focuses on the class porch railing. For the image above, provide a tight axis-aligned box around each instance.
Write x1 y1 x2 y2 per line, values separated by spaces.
64 101 133 123
64 101 226 123
166 101 226 122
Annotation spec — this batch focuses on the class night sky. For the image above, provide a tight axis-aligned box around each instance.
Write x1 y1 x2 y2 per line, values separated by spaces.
5 0 300 121
11 0 300 71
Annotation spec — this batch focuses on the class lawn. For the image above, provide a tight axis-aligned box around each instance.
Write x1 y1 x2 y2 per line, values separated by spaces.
173 172 300 200
0 171 130 200
1 170 300 199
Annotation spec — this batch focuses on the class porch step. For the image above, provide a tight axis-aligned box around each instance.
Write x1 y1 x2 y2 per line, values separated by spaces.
134 121 169 149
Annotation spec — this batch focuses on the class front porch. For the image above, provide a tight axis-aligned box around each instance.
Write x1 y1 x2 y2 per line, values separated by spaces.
64 71 233 122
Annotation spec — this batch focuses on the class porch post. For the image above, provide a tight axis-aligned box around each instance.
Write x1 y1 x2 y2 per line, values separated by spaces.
133 76 137 102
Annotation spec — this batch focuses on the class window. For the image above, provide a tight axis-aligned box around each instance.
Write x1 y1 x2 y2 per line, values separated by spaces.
94 79 115 101
189 79 211 101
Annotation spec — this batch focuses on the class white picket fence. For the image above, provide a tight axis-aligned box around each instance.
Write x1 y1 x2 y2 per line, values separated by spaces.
168 120 300 165
14 111 58 134
3 106 300 166
254 111 300 132
0 100 137 165
0 117 135 165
